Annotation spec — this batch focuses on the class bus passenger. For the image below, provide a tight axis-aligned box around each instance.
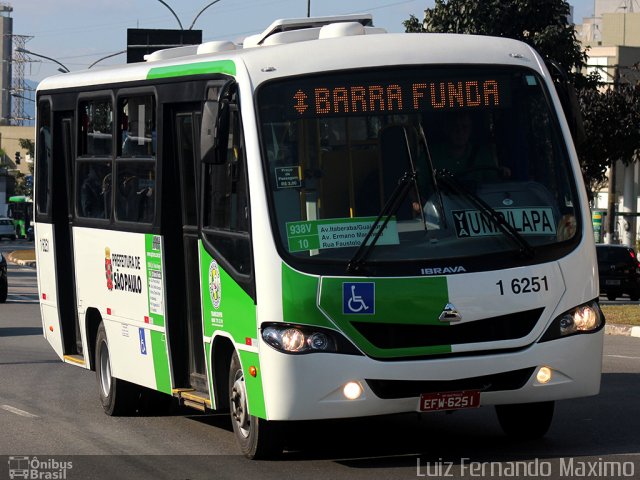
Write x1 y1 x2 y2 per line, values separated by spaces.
429 112 509 182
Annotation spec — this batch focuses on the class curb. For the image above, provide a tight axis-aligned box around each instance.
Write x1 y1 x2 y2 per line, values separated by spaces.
605 323 640 338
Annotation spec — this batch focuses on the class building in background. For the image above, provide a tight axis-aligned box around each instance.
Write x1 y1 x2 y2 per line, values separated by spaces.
577 1 640 247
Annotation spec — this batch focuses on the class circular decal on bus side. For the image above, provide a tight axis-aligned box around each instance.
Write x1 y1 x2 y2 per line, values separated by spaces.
209 260 222 309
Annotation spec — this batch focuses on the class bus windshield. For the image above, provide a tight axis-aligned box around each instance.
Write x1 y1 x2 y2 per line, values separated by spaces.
257 66 579 266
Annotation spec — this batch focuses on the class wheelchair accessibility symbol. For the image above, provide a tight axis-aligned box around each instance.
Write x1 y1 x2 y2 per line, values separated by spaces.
343 282 375 314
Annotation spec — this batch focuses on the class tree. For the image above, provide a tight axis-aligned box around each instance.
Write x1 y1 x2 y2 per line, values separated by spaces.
18 138 34 158
577 85 640 197
404 0 589 86
403 0 640 203
14 138 35 197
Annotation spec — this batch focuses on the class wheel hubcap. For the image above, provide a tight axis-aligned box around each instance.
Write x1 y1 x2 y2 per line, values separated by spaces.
231 371 250 438
99 341 111 397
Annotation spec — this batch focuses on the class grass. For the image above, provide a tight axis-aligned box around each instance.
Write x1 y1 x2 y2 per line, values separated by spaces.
601 304 640 327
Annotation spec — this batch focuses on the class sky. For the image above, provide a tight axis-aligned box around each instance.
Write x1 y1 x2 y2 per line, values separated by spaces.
12 0 597 85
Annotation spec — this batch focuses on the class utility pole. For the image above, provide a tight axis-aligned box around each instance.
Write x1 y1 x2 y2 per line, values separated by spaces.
604 65 621 244
11 34 34 126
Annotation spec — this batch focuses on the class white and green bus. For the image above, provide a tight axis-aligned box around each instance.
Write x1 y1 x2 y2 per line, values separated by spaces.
35 14 604 458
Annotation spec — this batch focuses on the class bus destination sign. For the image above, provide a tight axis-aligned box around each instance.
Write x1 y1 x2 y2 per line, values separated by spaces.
290 77 509 118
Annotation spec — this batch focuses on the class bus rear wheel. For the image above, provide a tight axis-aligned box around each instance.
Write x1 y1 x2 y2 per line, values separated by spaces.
229 351 283 459
495 401 554 439
95 323 139 416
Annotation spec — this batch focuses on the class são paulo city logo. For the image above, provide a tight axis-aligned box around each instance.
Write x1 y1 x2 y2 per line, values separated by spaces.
104 246 143 294
105 247 114 291
209 260 222 309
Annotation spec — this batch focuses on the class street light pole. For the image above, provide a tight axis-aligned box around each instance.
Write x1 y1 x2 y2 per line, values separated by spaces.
189 0 224 29
88 50 127 69
154 0 184 29
15 47 70 73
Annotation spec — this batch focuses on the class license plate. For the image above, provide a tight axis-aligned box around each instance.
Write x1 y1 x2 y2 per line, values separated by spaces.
605 279 621 286
419 390 481 412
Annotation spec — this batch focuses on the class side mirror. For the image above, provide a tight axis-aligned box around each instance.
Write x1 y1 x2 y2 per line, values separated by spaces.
546 59 586 147
201 81 234 164
201 100 220 164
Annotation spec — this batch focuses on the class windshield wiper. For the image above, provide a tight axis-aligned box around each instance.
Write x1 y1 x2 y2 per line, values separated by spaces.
436 171 535 259
346 169 417 274
347 128 420 274
417 122 447 229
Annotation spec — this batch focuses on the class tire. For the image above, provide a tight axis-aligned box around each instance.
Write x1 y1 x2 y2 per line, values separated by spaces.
95 323 139 416
229 351 283 459
606 293 617 301
0 276 7 303
629 290 640 302
496 401 554 440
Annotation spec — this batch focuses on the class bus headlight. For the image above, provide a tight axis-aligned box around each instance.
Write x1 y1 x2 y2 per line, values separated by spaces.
539 300 604 342
261 323 361 355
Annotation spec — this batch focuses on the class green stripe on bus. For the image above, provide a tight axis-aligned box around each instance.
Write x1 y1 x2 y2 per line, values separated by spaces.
145 234 171 393
147 60 236 80
282 263 334 329
238 350 266 419
205 346 216 409
151 330 172 394
282 263 452 358
199 242 266 417
319 275 451 358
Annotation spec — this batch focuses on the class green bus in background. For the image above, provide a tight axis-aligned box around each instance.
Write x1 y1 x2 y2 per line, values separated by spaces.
7 195 33 239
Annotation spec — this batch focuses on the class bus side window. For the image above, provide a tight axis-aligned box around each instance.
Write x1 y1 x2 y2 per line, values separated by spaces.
77 161 112 219
37 100 52 215
115 95 156 224
203 105 251 276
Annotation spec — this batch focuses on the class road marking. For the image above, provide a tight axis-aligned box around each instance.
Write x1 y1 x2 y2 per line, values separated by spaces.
1 405 39 418
605 354 640 360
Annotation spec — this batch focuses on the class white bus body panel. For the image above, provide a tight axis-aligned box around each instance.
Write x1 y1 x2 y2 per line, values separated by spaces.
73 227 171 390
34 222 65 360
259 329 603 421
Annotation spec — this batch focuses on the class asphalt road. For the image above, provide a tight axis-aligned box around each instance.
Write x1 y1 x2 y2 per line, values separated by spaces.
1 249 640 479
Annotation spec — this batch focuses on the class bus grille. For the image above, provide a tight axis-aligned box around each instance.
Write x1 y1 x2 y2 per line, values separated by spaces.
366 367 536 399
352 307 544 349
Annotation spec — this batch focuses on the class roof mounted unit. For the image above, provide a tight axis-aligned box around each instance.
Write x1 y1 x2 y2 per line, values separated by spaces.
144 40 237 62
244 13 373 47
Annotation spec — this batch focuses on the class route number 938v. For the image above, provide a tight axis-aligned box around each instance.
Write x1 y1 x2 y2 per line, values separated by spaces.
496 276 549 296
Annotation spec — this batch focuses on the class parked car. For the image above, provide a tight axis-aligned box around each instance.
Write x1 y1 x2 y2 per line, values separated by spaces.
0 252 7 303
0 217 15 241
596 244 640 301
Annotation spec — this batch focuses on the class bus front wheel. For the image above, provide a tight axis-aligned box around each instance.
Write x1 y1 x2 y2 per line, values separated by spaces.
95 323 138 416
229 351 283 459
495 401 554 439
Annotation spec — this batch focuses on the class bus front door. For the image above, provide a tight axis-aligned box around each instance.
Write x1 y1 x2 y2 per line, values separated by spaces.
163 105 207 393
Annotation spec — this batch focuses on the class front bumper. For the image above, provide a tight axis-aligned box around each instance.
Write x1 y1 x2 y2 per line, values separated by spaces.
258 329 603 421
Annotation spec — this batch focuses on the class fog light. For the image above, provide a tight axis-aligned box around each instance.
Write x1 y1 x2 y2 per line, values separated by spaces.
343 381 363 400
536 366 552 384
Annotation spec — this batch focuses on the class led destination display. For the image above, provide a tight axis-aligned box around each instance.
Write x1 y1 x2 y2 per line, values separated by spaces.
289 77 510 118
